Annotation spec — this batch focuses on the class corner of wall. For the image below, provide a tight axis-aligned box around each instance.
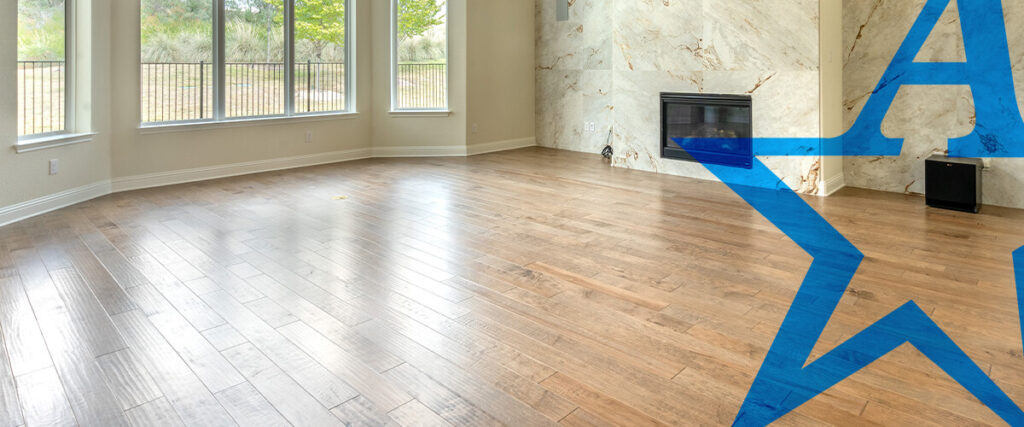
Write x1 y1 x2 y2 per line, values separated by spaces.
819 0 845 196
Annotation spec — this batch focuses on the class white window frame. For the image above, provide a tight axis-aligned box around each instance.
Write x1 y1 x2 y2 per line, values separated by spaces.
17 0 75 141
390 0 449 113
142 0 354 127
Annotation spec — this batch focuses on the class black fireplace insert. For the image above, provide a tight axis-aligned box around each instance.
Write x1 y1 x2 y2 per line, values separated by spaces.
661 93 753 169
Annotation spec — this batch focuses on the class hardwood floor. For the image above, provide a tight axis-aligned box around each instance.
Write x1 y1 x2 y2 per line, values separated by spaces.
1 146 1023 426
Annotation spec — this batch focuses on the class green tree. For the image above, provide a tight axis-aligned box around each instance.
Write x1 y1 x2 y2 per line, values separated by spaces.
268 0 345 62
397 0 445 41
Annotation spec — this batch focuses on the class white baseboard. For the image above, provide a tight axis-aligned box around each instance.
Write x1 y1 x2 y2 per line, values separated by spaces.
467 137 536 156
822 173 847 196
2 140 538 227
112 147 373 192
0 180 112 228
371 145 468 158
371 138 536 158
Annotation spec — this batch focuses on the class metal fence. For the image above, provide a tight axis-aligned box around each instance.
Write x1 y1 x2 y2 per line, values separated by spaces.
18 61 445 130
17 61 65 136
224 62 286 118
141 62 213 123
396 63 447 109
141 62 347 123
295 62 346 114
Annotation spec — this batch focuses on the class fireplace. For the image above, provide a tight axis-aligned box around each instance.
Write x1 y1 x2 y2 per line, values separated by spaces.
661 93 753 169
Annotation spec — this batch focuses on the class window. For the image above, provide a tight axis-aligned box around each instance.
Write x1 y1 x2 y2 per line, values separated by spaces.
141 0 213 123
17 0 71 138
141 0 351 125
391 0 447 111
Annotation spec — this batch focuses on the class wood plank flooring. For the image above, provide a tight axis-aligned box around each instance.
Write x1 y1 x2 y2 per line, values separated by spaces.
1 147 1023 426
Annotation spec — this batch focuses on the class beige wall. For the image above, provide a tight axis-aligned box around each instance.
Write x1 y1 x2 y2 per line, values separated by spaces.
467 0 536 147
0 0 113 208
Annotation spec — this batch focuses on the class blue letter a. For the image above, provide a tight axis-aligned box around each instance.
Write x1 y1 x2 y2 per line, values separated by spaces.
844 0 1024 158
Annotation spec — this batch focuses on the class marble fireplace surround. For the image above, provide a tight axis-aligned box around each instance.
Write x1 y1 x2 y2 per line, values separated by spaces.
536 0 830 195
536 0 1024 209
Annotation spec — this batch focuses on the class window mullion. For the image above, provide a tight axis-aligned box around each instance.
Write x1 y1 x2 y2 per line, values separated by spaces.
390 0 398 111
284 0 295 116
345 0 353 113
214 0 226 120
65 0 75 133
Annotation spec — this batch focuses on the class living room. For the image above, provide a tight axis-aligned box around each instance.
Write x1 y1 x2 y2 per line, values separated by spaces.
1 0 1023 425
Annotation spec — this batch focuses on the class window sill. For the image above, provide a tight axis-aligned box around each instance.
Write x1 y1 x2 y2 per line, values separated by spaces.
388 110 452 118
139 112 360 135
15 132 96 154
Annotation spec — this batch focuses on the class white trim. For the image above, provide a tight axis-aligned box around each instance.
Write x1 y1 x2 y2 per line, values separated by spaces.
387 110 452 117
822 173 847 197
391 0 449 111
139 113 360 135
346 0 357 113
0 180 111 228
371 145 467 158
66 0 76 136
1 141 537 227
467 137 537 156
14 132 96 153
371 139 535 158
112 147 372 192
284 0 296 115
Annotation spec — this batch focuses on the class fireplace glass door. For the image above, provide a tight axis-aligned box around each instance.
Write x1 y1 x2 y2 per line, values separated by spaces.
661 93 753 169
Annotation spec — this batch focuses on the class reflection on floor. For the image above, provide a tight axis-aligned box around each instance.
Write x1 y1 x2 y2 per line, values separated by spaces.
1 147 1022 426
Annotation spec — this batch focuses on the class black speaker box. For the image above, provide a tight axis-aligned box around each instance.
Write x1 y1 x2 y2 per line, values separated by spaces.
925 155 982 213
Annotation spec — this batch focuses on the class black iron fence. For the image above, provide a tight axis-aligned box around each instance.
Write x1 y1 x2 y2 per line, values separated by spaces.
295 62 347 114
141 62 214 123
396 63 447 110
224 62 286 118
140 62 348 123
18 61 446 130
17 60 65 136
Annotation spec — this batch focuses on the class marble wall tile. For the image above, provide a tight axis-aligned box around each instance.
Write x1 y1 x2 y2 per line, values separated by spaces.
581 70 616 153
843 0 1024 208
702 0 819 72
612 0 704 72
537 0 612 71
536 70 584 150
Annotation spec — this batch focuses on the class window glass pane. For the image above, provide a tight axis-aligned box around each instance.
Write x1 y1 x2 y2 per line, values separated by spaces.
17 0 66 136
141 0 214 123
395 0 447 110
294 0 347 113
226 0 285 118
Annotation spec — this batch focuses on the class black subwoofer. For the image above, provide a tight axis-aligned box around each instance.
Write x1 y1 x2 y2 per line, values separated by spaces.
925 155 982 213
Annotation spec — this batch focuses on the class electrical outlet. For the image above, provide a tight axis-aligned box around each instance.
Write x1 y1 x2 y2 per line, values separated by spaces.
471 123 479 134
49 159 59 175
305 131 313 143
